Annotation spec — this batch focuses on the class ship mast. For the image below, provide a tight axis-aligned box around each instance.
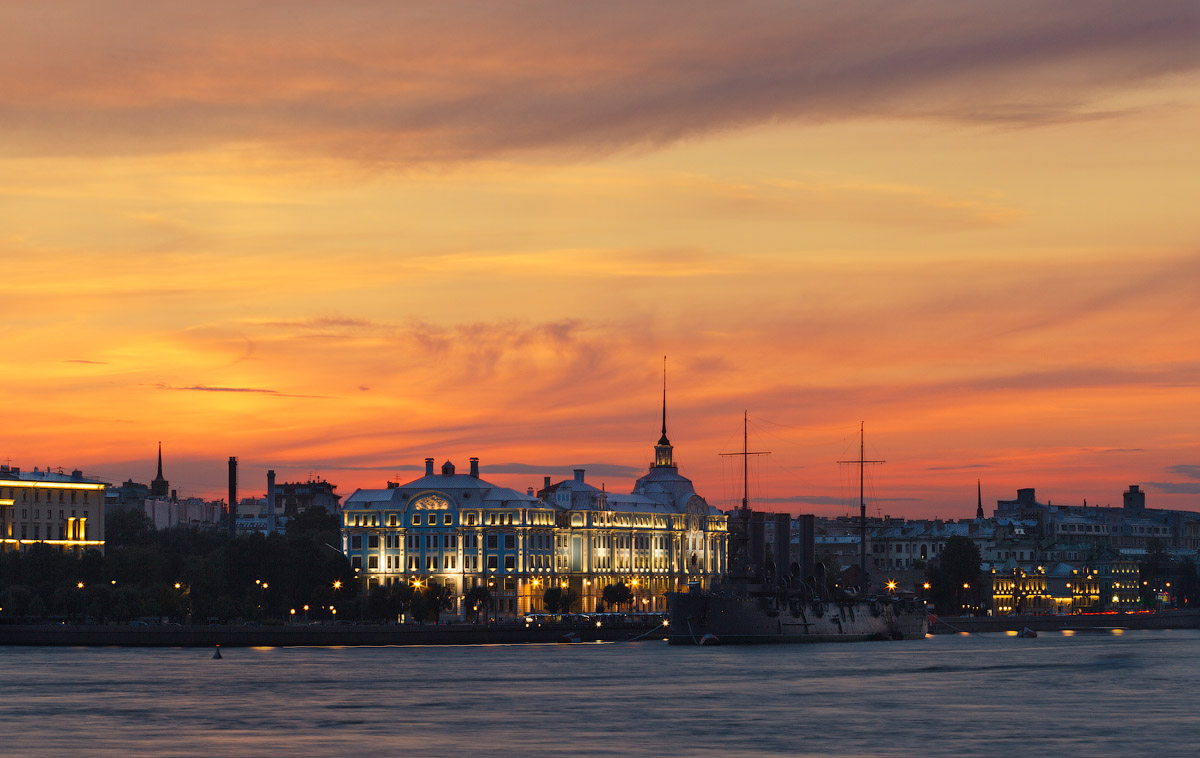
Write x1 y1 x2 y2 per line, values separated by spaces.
839 422 884 592
720 411 770 513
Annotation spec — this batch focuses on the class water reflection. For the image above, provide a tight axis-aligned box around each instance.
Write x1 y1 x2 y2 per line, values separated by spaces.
0 630 1197 757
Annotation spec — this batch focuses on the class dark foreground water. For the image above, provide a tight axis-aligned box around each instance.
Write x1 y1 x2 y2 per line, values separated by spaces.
2 629 1198 757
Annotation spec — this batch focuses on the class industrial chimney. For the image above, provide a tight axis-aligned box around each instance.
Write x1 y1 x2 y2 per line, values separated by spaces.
228 457 238 537
267 469 277 533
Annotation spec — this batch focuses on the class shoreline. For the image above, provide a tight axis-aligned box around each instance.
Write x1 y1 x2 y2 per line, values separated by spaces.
928 608 1200 635
0 620 666 648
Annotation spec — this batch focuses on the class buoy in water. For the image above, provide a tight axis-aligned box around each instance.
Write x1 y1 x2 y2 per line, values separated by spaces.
213 645 223 659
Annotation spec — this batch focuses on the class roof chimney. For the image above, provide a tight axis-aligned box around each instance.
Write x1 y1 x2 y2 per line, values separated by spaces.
544 476 551 489
470 457 480 477
425 458 434 476
527 487 534 496
574 469 585 482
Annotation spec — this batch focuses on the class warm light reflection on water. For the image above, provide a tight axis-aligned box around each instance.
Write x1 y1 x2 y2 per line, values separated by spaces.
1 630 1198 757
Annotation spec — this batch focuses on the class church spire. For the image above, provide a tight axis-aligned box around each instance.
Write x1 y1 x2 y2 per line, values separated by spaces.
654 356 674 467
976 479 984 520
150 442 169 498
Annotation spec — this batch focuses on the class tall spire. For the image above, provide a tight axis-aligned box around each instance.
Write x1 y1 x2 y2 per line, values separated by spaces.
150 441 169 498
659 355 669 445
653 356 674 467
976 479 984 520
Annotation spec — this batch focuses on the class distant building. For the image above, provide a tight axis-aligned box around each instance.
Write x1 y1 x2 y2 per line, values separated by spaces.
272 479 340 517
0 465 106 554
105 448 222 530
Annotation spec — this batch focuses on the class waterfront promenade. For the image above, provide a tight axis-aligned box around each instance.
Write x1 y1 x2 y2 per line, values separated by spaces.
929 608 1200 635
0 618 667 647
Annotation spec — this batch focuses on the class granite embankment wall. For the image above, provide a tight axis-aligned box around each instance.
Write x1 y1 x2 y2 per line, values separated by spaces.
0 621 666 647
929 609 1200 635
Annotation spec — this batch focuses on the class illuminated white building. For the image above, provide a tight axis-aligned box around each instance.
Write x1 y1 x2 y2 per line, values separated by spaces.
342 457 554 617
0 465 106 555
341 417 727 618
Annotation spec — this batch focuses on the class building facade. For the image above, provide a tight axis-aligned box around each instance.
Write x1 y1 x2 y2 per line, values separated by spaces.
0 465 106 554
341 422 727 618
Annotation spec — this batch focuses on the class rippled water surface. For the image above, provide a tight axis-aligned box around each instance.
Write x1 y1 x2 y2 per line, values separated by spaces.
2 629 1198 757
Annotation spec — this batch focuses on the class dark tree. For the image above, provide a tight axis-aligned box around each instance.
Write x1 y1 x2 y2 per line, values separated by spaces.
601 582 633 612
420 583 455 624
543 586 580 614
104 508 157 547
464 585 491 623
926 536 982 615
1140 538 1174 608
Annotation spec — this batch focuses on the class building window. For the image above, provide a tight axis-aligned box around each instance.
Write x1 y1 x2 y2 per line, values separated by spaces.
445 535 457 549
368 535 379 549
487 534 498 549
427 535 439 549
351 535 362 550
443 514 452 525
413 514 422 526
352 556 362 570
504 556 515 570
486 556 498 570
504 534 516 549
368 555 379 570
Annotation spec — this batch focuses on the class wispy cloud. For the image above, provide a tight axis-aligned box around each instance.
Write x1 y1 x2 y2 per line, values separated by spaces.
481 462 644 479
155 384 329 399
3 2 1197 161
1145 482 1200 495
1166 465 1200 480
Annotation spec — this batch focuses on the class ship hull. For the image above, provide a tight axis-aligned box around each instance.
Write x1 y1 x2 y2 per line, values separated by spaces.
666 592 928 645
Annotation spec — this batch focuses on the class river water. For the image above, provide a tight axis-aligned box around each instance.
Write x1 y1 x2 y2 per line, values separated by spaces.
1 629 1197 757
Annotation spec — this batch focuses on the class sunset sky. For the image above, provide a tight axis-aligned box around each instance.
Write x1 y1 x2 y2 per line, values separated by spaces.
3 2 1199 518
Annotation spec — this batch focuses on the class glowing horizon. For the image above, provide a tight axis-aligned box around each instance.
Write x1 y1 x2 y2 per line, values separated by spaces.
3 2 1199 518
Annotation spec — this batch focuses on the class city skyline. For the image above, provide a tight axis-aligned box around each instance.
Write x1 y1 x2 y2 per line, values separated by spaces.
3 2 1200 517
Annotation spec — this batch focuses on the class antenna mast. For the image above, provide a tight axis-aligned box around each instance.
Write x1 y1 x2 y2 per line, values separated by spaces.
838 422 884 592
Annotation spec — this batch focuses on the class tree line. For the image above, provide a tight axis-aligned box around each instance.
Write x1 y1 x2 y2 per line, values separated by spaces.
0 509 357 624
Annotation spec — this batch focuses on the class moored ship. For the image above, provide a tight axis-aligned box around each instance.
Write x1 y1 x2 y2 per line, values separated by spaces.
667 585 928 644
667 416 928 645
